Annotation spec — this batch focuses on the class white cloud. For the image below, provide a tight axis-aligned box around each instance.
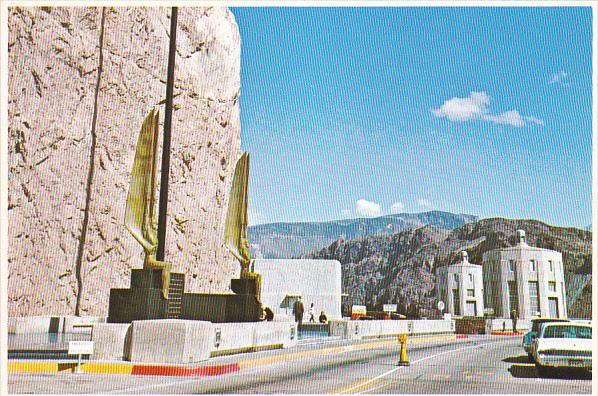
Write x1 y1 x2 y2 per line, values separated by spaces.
355 199 382 217
549 70 568 85
431 91 543 128
417 198 433 210
431 91 490 122
523 116 545 126
483 110 525 127
389 202 405 214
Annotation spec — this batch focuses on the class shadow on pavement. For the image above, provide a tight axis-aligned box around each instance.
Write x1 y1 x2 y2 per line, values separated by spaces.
509 364 592 381
508 364 539 379
503 355 531 364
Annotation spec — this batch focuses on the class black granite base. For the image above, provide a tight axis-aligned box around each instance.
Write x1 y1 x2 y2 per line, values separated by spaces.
108 268 261 323
108 288 168 323
180 293 261 323
107 269 185 323
231 278 258 295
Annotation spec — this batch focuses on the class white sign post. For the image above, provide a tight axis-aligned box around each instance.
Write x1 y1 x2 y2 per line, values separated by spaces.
68 341 94 374
437 301 445 312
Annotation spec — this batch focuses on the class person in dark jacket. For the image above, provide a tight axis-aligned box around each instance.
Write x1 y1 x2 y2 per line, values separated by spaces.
319 311 328 324
510 309 518 333
292 297 304 326
264 306 274 321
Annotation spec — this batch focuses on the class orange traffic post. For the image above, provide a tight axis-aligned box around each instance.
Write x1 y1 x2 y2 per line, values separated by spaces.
397 333 410 366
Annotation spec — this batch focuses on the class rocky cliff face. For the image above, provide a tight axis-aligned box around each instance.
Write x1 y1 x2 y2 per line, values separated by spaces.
8 7 242 316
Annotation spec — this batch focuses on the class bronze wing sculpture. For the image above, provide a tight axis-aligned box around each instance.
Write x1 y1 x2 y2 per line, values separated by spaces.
124 109 171 299
224 152 261 301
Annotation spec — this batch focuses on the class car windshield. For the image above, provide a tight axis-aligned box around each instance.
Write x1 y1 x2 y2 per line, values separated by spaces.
543 325 592 339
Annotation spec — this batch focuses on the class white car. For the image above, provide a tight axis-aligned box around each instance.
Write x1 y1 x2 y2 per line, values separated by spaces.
531 322 592 376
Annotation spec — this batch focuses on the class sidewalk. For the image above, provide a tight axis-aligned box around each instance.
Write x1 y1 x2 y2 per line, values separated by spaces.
9 333 461 377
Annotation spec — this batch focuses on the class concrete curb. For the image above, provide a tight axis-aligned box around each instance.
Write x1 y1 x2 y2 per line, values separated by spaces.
9 334 458 376
490 331 523 336
8 361 240 376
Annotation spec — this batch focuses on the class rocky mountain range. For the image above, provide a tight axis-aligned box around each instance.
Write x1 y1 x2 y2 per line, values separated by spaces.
309 218 592 319
248 211 478 259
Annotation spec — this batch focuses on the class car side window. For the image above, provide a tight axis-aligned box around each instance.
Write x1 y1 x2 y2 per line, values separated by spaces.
577 327 592 339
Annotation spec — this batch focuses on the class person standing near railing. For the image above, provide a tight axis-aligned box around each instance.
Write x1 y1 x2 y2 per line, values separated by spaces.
293 297 304 326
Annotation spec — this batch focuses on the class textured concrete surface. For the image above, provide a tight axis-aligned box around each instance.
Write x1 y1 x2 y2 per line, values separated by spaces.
91 323 131 360
128 319 213 364
8 6 242 317
253 321 297 349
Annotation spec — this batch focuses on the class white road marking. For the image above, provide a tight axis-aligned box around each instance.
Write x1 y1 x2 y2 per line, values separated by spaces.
338 342 492 394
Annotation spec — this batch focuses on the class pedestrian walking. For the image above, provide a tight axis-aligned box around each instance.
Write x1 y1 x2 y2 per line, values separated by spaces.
309 302 316 323
292 297 304 326
510 309 518 333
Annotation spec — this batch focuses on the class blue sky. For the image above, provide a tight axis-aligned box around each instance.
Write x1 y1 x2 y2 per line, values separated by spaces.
231 7 592 228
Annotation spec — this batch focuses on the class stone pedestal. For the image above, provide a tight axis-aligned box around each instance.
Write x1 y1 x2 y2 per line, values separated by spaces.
181 277 261 322
108 269 262 323
107 269 185 323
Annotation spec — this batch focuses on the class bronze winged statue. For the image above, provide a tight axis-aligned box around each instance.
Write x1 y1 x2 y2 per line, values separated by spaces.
224 152 261 301
124 109 171 299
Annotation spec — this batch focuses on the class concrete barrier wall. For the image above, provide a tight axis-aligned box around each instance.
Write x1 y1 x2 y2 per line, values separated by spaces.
22 316 452 362
90 319 297 363
490 318 531 332
91 323 131 361
412 319 454 334
254 321 297 349
212 323 258 354
9 316 106 334
342 320 454 340
128 320 213 364
9 316 59 333
329 320 349 338
212 321 297 355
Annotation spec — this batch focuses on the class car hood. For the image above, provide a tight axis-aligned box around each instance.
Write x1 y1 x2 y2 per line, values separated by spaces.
537 338 593 351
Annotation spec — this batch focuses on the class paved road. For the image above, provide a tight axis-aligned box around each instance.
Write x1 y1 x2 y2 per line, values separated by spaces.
9 335 591 394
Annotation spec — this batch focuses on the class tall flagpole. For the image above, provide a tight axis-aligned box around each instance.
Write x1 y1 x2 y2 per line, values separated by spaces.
157 7 178 261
